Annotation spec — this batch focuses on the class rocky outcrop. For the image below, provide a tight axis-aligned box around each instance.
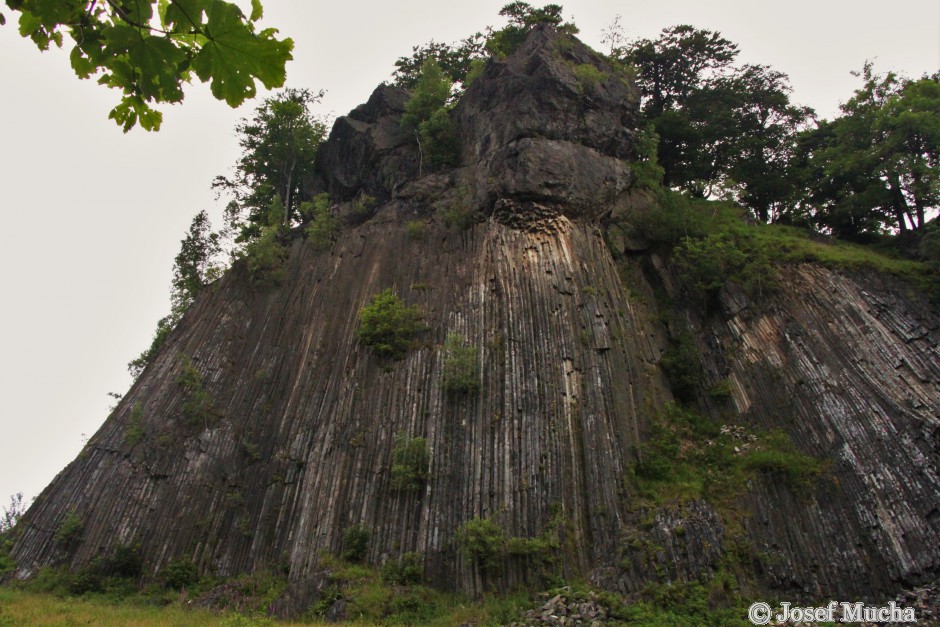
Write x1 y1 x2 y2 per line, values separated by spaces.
9 23 940 617
315 84 419 201
453 24 638 163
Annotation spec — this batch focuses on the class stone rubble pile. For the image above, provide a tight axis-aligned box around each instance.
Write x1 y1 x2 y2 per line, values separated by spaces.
511 588 609 626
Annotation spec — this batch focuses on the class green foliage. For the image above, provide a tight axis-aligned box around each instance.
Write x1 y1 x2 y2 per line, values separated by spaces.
620 26 811 220
127 314 175 379
53 511 83 550
401 59 451 131
632 404 826 508
302 194 340 250
380 552 424 585
393 34 488 90
405 220 428 240
390 432 431 491
67 544 144 594
243 209 288 285
356 289 424 359
172 210 223 314
351 194 377 220
436 188 477 230
659 333 703 403
342 524 370 563
1 492 25 536
0 492 25 577
630 190 936 299
801 66 939 237
2 0 292 131
401 59 460 171
622 576 753 626
572 63 605 91
419 107 460 168
486 3 579 59
454 518 505 570
160 558 198 590
129 209 224 381
442 333 481 394
176 357 216 429
740 431 826 491
123 403 145 446
632 125 666 190
215 88 327 239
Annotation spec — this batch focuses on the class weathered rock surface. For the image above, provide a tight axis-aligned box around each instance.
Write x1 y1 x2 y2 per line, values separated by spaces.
315 84 419 201
641 260 940 600
453 24 638 163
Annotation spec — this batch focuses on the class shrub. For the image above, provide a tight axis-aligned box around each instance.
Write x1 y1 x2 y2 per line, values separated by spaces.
124 403 144 446
454 518 504 570
53 511 83 550
381 552 423 585
342 524 370 563
127 314 175 379
659 333 703 403
390 432 430 491
177 357 216 429
351 194 377 220
303 193 340 249
160 557 198 590
405 220 428 240
244 228 288 285
97 544 142 579
418 108 460 169
442 333 480 394
356 289 423 359
573 63 605 91
436 199 476 230
740 431 827 490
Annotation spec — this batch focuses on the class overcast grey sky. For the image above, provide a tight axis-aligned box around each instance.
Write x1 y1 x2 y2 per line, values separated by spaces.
1 0 938 507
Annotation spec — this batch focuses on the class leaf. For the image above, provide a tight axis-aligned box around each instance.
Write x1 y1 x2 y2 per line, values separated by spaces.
163 0 208 33
250 0 263 22
102 24 188 102
191 0 292 106
69 46 97 78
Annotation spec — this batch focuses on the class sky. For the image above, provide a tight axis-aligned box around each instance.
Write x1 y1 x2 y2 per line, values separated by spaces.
0 0 938 509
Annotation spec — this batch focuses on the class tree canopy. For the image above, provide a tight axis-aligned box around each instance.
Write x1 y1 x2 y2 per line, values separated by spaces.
214 88 327 241
618 25 813 220
799 66 940 237
1 0 293 131
392 2 577 90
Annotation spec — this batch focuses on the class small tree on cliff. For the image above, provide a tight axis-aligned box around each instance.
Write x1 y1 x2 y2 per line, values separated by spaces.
214 88 327 242
402 60 459 171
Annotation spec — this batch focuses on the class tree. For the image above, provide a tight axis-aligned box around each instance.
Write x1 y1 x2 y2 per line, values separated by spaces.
401 59 459 172
621 26 812 220
392 3 577 90
801 66 940 237
129 209 223 379
214 88 327 241
393 34 487 90
486 2 577 58
171 210 223 314
1 0 293 132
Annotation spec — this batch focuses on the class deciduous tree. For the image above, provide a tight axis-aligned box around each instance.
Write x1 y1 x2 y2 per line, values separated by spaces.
1 0 293 131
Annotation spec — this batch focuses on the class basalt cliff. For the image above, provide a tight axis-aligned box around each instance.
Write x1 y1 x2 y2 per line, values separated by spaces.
10 25 940 613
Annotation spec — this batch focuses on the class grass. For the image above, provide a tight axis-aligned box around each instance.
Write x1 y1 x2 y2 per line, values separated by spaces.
0 587 281 626
629 189 937 299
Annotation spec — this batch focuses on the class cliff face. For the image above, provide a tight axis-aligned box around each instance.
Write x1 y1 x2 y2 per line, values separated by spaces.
10 25 940 606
